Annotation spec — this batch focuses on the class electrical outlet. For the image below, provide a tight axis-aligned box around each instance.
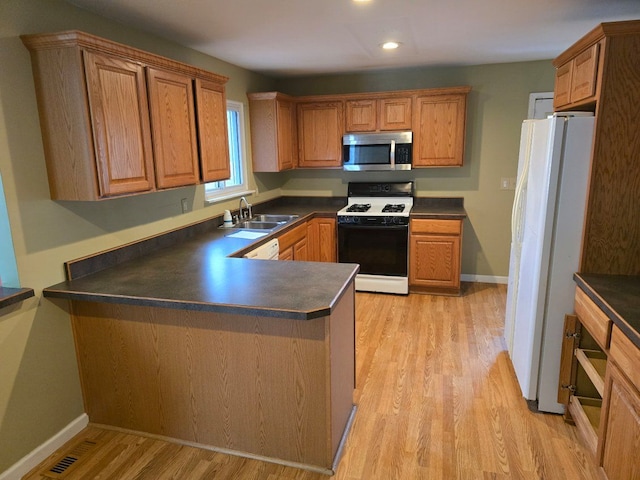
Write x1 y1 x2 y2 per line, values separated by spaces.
181 198 188 213
500 177 516 190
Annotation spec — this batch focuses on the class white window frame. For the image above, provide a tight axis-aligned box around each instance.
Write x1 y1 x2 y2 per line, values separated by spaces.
204 100 254 203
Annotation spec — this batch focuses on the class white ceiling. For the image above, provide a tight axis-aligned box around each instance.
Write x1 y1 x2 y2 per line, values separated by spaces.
66 0 640 77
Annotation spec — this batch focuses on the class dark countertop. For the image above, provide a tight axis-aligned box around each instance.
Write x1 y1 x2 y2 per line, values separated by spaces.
574 273 640 348
0 286 35 311
43 196 466 321
44 217 359 320
411 197 467 219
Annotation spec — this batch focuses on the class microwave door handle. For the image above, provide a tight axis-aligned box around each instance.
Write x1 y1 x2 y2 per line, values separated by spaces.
390 140 396 168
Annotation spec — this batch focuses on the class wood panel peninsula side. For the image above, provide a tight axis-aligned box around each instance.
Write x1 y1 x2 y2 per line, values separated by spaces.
43 212 359 474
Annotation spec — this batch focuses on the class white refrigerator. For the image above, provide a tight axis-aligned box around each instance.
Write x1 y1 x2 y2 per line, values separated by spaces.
504 112 595 414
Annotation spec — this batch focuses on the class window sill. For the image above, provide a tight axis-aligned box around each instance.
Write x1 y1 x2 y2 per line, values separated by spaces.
205 189 256 205
0 286 35 311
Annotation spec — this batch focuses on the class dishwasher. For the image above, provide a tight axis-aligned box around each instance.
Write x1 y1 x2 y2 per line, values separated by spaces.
243 238 280 260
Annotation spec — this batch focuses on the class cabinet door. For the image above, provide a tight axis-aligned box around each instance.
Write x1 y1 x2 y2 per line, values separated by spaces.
307 217 337 262
413 94 466 167
195 79 230 182
600 363 640 480
554 43 600 110
571 43 600 104
410 233 460 289
297 101 343 168
276 99 297 170
379 97 412 131
553 61 573 109
83 50 155 197
294 238 308 261
279 246 294 261
147 67 200 189
345 99 376 132
316 218 337 262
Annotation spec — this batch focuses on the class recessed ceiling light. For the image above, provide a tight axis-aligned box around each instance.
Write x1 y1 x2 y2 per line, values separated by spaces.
381 41 400 50
353 0 371 2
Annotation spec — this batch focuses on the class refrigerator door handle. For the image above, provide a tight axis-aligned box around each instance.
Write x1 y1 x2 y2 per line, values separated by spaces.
511 126 534 243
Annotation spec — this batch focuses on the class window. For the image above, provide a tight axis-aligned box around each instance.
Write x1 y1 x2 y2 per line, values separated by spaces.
204 100 252 202
0 173 20 287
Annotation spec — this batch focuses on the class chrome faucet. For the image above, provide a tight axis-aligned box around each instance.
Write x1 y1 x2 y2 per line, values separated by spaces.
239 196 252 219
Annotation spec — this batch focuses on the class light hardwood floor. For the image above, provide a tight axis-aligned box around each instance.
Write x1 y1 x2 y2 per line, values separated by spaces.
24 283 600 479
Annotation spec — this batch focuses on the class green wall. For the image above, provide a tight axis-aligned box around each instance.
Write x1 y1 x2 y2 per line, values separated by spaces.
273 62 556 278
1 0 555 472
0 0 277 471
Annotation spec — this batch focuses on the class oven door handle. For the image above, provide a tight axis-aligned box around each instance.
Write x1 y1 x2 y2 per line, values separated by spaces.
337 223 408 230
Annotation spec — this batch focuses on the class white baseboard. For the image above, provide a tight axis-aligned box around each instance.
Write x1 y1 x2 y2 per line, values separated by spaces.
461 274 508 285
0 414 88 480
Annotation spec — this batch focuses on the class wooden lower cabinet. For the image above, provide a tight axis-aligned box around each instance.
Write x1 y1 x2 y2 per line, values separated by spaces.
559 287 640 479
278 223 307 261
599 327 640 480
69 290 356 473
279 218 337 263
559 313 605 455
307 217 337 262
409 218 462 295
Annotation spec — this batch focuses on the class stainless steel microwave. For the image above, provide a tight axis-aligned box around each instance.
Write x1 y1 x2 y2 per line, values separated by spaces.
342 131 412 171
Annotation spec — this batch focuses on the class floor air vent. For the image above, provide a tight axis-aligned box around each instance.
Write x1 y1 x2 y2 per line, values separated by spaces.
43 440 97 478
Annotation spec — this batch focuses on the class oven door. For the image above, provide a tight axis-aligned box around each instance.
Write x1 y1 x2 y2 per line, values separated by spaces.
338 223 408 276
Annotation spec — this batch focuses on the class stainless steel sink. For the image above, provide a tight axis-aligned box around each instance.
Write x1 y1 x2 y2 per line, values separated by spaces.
221 213 299 232
234 221 282 230
251 214 299 223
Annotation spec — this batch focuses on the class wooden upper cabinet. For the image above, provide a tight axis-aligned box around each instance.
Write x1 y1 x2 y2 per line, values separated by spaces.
147 67 200 188
83 50 156 197
552 20 640 274
21 30 229 201
196 79 230 182
345 99 376 132
379 97 412 131
413 93 468 167
247 87 469 171
247 92 297 172
599 327 640 480
297 101 343 168
553 42 600 110
345 97 411 132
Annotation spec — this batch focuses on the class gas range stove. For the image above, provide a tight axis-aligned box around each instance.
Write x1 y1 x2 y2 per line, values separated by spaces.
337 182 414 225
337 182 414 295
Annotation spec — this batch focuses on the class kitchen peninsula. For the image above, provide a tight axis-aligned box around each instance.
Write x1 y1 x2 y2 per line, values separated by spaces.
43 207 358 475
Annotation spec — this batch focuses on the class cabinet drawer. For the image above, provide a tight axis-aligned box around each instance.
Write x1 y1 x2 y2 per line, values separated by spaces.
610 326 640 392
574 287 612 351
411 218 461 235
277 223 307 252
